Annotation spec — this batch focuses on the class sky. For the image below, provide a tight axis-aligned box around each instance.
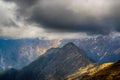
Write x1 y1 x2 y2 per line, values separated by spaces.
0 0 120 39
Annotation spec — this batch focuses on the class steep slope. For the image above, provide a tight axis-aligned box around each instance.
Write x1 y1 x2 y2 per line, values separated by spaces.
14 42 93 80
67 60 120 80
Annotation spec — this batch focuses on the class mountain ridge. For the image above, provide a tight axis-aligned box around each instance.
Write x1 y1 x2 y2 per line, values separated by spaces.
16 42 93 80
0 42 93 80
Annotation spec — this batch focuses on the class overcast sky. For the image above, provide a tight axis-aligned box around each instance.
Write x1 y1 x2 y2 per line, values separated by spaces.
0 0 120 39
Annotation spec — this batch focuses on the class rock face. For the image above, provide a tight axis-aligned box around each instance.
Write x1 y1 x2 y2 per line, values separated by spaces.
8 42 93 80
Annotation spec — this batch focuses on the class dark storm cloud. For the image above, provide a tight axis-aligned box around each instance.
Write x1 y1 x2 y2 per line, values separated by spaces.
110 2 120 32
5 0 38 7
4 0 120 35
30 7 111 34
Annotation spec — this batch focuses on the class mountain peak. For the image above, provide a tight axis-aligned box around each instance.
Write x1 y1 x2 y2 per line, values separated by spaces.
63 42 77 48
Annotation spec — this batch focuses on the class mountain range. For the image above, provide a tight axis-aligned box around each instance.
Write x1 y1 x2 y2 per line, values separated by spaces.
1 35 120 72
1 42 120 80
0 42 93 80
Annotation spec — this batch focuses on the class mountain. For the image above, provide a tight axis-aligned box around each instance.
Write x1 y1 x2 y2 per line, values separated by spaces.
60 36 120 63
1 42 93 80
67 60 120 80
1 35 120 72
0 38 60 71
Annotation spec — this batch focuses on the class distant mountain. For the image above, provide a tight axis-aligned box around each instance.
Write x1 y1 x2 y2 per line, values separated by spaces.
61 36 120 63
0 38 60 71
67 60 120 80
1 42 93 80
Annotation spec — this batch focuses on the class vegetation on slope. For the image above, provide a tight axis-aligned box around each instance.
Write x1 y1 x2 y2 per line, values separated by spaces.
67 60 120 80
67 63 113 80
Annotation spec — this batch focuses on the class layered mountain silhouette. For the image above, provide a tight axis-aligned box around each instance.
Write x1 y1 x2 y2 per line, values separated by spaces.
0 42 93 80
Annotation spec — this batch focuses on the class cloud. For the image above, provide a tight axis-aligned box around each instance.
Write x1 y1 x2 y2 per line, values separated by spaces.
0 0 90 40
5 0 38 6
30 0 120 34
1 0 120 39
0 1 17 27
0 25 92 39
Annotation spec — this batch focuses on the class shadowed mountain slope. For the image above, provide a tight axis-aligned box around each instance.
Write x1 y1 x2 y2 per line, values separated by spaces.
13 42 93 80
